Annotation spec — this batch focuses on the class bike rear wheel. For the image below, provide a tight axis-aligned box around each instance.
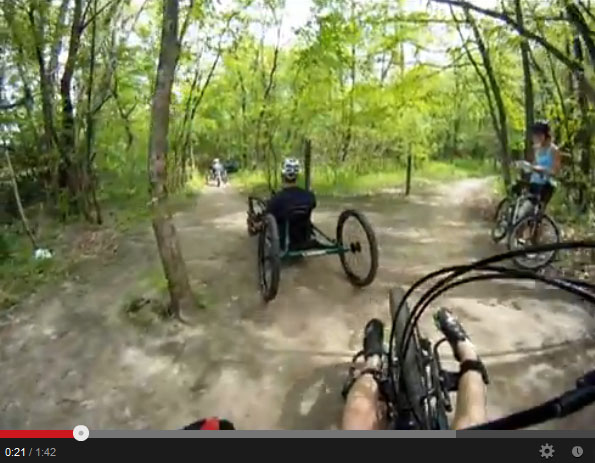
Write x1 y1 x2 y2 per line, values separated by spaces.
389 288 429 429
508 213 560 270
258 214 281 302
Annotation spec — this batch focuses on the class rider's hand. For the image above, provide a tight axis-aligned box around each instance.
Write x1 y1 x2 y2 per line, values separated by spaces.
532 165 548 174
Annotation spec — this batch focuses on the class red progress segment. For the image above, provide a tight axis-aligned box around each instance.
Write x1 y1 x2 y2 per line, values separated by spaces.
0 430 73 438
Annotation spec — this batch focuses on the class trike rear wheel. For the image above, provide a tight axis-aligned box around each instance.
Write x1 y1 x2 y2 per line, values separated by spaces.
258 214 281 302
337 210 378 287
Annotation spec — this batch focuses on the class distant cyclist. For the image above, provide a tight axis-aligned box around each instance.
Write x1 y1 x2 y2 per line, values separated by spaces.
527 121 562 208
211 158 226 185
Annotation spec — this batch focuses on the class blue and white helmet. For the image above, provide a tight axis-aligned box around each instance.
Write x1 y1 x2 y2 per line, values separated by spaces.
281 158 301 181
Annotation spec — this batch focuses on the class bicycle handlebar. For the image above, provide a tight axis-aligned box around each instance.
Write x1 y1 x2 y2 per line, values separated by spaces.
465 370 595 430
513 160 533 171
513 160 555 179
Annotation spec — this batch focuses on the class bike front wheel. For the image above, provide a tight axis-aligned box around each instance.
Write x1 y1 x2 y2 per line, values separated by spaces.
389 288 433 429
508 213 560 269
492 197 512 243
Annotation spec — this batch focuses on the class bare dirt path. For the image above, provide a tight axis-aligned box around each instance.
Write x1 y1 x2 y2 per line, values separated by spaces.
1 180 594 430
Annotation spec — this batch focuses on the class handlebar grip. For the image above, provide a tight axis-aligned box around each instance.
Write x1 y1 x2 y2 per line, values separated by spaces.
577 370 595 387
557 386 595 417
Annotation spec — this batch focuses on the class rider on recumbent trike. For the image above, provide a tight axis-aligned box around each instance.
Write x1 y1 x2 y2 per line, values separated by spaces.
248 158 316 248
268 158 317 250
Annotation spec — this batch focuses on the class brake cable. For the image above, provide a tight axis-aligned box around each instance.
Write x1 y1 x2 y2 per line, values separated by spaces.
402 265 595 362
399 241 595 363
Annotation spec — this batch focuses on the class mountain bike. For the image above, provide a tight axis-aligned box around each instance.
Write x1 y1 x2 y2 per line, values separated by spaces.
492 161 560 270
350 242 595 430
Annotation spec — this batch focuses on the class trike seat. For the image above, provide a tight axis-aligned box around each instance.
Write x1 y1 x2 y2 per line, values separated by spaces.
276 204 315 251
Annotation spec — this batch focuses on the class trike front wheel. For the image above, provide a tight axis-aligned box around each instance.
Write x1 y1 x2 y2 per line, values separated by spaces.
258 214 281 302
389 288 429 429
337 210 378 287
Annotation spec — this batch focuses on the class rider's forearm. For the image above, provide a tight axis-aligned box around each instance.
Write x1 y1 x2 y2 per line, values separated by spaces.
452 341 487 429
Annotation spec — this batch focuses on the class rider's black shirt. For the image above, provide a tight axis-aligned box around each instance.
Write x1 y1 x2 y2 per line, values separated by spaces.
267 186 317 248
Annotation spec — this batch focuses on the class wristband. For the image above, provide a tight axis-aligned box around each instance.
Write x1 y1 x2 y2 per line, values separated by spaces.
460 359 490 385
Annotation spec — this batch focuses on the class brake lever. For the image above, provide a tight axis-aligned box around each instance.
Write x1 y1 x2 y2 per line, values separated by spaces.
577 369 595 388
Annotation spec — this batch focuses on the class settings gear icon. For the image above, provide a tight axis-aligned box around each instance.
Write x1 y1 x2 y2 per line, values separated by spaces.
540 443 555 459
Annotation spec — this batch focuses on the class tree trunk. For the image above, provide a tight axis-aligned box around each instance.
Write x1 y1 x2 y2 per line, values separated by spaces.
566 3 595 65
514 0 534 161
85 0 102 224
25 5 59 156
58 0 88 218
237 70 248 167
535 29 571 146
340 0 356 163
452 59 461 156
179 51 222 178
255 21 281 171
405 153 412 196
452 9 509 185
465 8 511 186
112 71 136 151
148 0 196 320
304 138 312 191
573 35 592 210
48 0 71 88
4 148 37 249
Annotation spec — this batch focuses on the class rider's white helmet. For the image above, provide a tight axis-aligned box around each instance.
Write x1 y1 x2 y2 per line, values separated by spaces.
213 158 220 164
281 158 300 181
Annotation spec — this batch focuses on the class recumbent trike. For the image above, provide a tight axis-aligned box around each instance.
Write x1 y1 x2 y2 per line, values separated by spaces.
246 196 379 301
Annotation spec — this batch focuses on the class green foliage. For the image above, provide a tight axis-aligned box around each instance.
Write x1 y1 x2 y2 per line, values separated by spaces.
0 229 10 262
235 159 495 196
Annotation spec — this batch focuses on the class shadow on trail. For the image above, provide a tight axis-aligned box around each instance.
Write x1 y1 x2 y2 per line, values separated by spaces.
279 363 347 430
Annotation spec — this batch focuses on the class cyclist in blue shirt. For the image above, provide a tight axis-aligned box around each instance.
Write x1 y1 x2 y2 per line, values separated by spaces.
527 121 562 207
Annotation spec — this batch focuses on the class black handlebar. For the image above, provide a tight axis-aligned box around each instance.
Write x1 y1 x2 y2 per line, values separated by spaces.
465 370 595 430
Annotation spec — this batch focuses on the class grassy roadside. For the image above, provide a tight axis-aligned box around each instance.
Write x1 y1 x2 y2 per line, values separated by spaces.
233 159 495 196
0 174 203 311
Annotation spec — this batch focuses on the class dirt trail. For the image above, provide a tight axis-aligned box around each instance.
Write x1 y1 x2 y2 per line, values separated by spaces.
1 180 594 430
